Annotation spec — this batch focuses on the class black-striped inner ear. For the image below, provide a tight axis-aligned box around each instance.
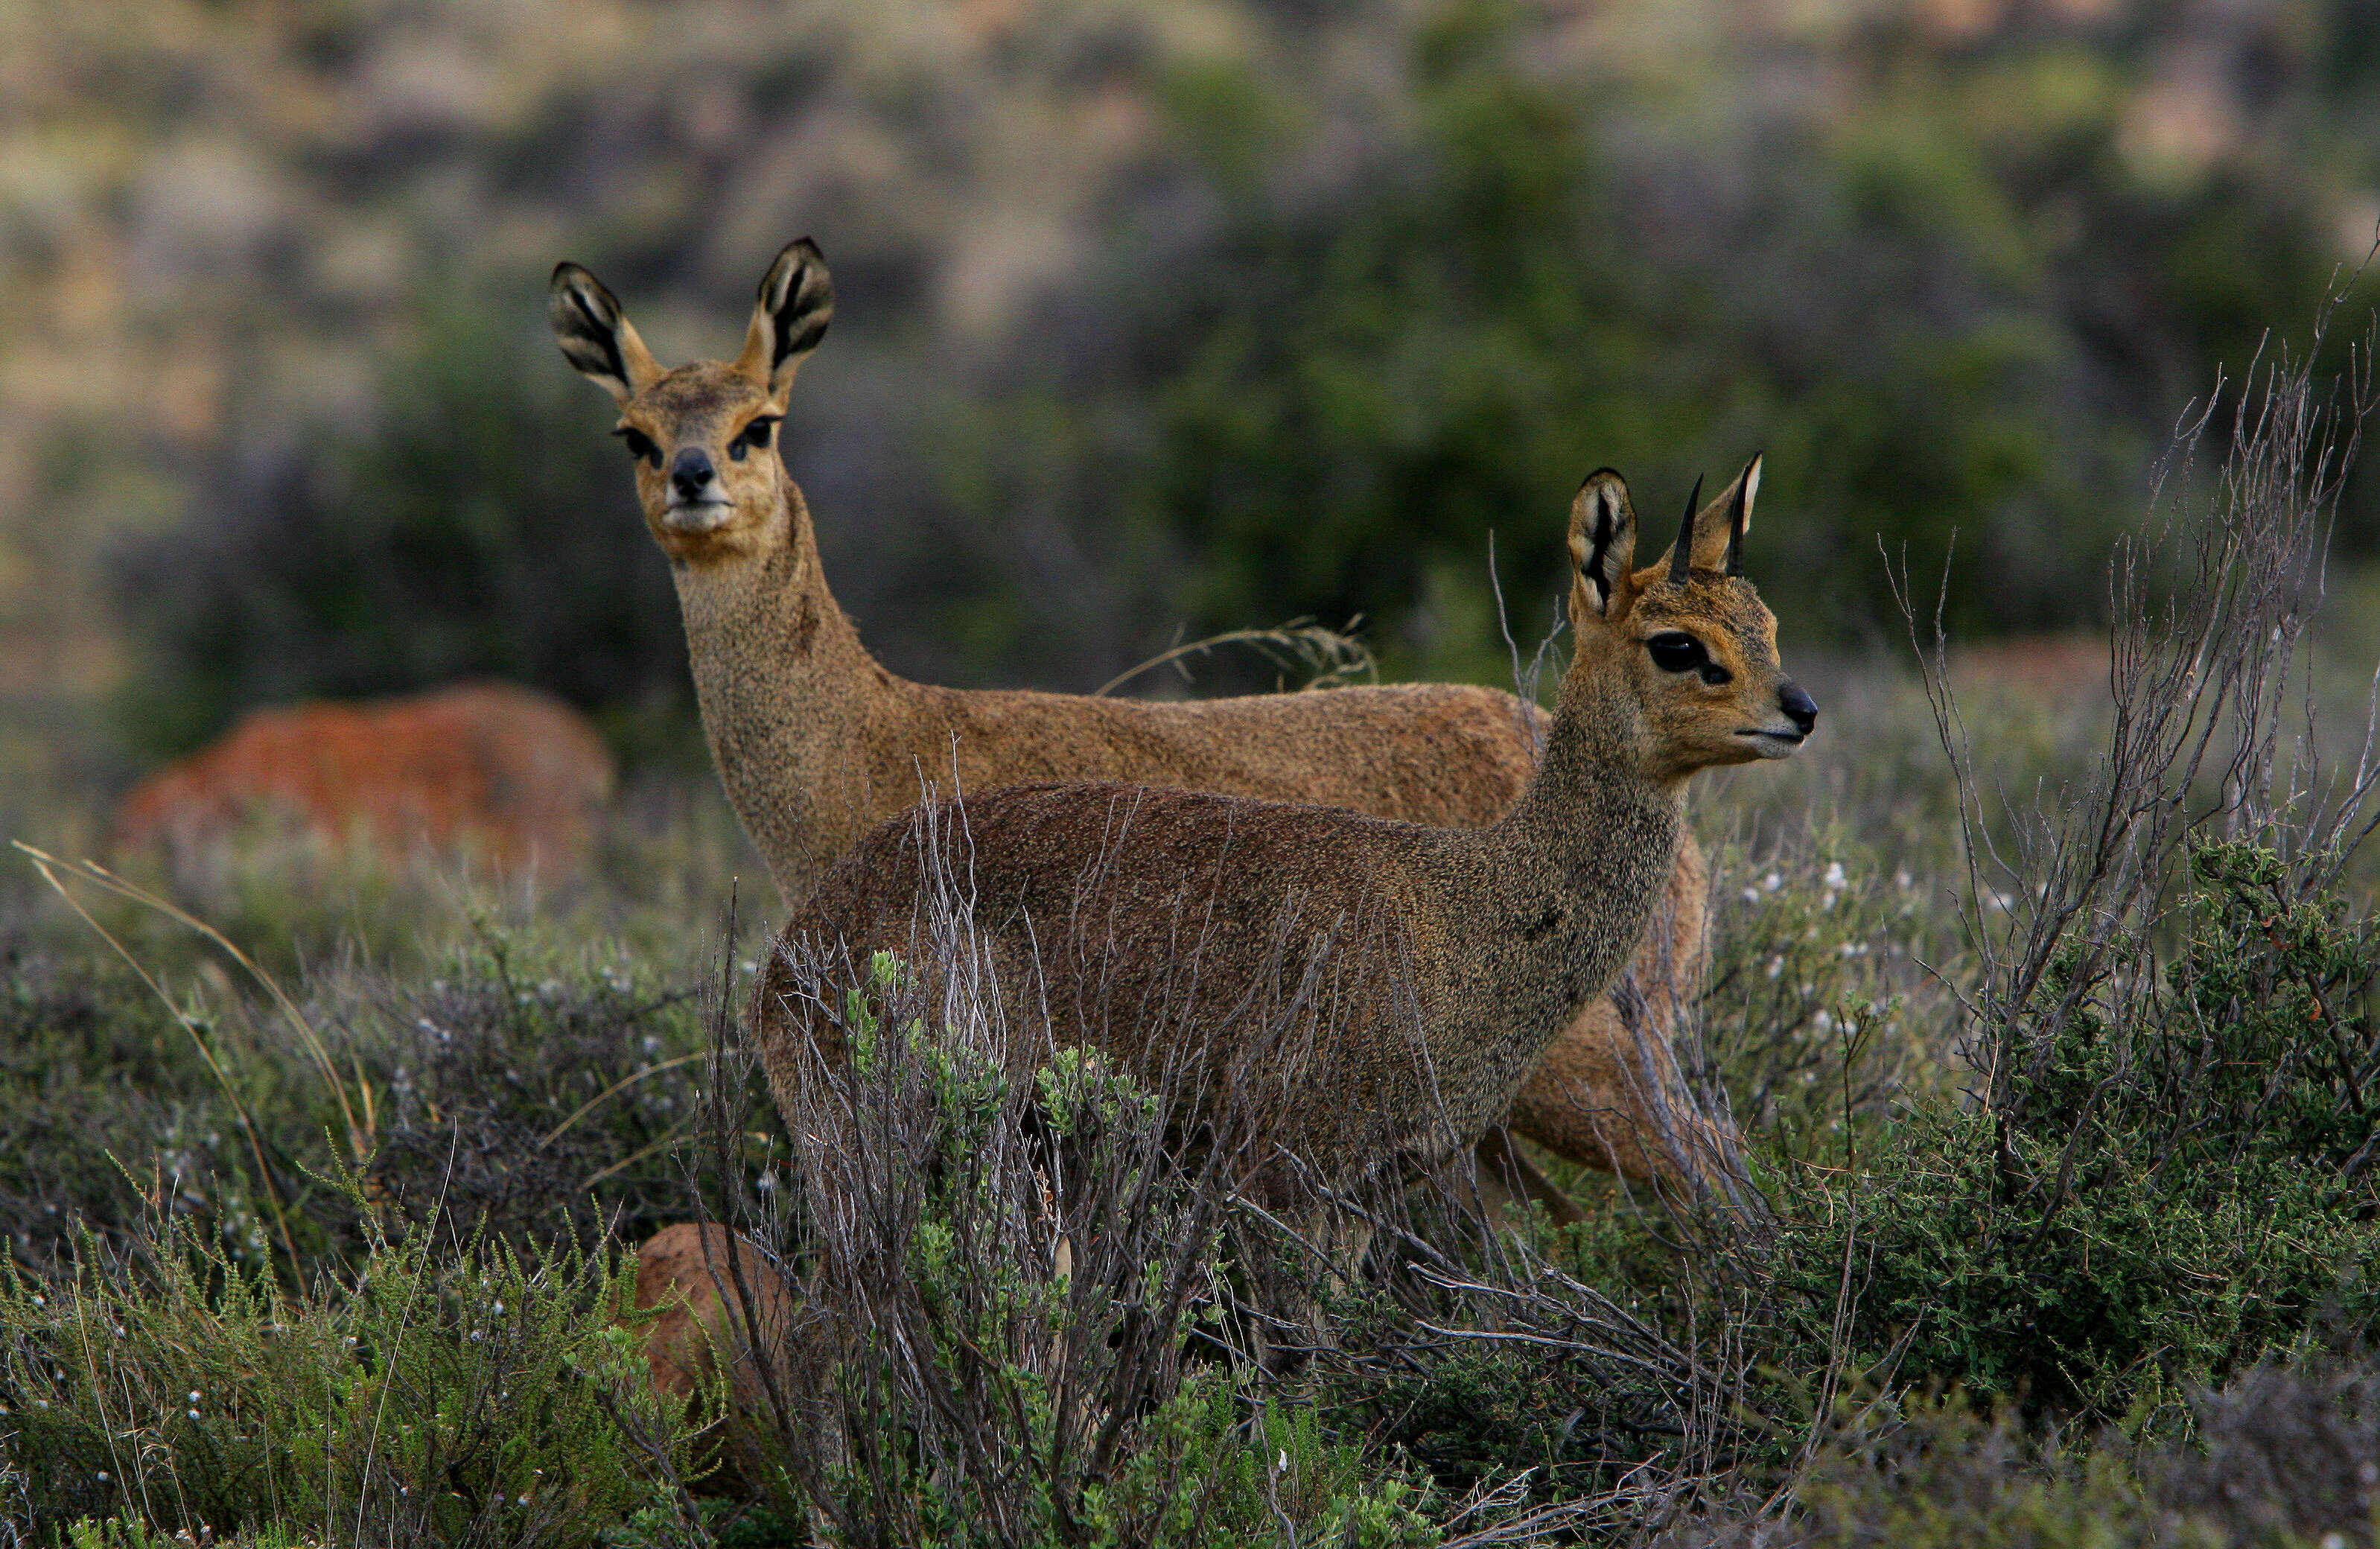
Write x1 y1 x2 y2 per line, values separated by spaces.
1725 474 1748 576
762 241 833 375
564 286 629 389
1583 489 1615 608
771 284 828 371
1669 474 1703 588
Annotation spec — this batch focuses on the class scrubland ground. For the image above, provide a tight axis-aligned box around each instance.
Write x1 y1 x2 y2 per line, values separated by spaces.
6 441 2380 1542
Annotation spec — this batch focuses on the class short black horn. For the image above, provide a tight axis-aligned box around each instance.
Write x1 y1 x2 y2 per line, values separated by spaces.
1669 474 1703 587
1725 470 1749 577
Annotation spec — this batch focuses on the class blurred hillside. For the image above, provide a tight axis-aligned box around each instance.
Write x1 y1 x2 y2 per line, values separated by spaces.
4 0 2379 764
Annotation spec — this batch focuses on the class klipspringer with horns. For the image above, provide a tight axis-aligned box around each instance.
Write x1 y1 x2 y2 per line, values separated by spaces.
552 239 1762 1203
751 462 1815 1336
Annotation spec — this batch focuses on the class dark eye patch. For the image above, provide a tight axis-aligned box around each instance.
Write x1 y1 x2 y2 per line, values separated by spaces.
1646 631 1734 686
1646 632 1705 672
730 415 780 462
613 427 661 468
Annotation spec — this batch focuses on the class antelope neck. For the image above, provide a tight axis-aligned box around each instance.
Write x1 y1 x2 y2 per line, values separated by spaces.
1484 632 1685 863
663 467 914 899
1457 630 1688 989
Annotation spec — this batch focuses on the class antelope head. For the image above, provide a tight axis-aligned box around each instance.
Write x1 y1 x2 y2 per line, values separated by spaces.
1567 455 1818 781
550 239 834 564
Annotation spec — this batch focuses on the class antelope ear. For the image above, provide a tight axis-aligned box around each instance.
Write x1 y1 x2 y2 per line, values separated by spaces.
549 263 662 404
1692 452 1762 574
734 238 835 401
1568 469 1640 623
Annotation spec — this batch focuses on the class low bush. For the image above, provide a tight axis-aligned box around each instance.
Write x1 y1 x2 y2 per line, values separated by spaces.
0 1195 696 1546
0 936 233 1276
1764 842 2380 1430
361 928 720 1259
0 903 724 1285
1310 1245 1727 1518
1695 837 1952 1172
680 939 1509 1546
1659 1353 2380 1547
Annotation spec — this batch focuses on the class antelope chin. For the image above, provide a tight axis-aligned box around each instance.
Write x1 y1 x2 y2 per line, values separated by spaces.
663 500 734 535
1737 728 1806 759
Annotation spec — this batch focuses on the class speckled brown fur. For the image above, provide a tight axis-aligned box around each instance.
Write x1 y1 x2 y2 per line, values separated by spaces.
752 468 1813 1262
553 241 1740 1195
1502 839 1731 1183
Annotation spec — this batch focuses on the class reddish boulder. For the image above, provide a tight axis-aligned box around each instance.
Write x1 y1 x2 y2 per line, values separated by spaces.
115 681 614 874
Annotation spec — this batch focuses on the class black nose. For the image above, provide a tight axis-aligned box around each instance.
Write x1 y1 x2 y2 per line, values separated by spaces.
1778 680 1818 736
670 447 716 499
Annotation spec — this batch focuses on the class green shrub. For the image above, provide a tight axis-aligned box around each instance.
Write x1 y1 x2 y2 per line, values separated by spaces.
715 944 1462 1545
60 1513 318 1548
0 938 245 1276
1766 842 2380 1428
1321 1338 1621 1502
0 907 728 1287
360 926 725 1259
1660 1355 2380 1547
1072 1374 1443 1549
1308 1233 1719 1513
1697 839 1952 1171
0 1200 695 1545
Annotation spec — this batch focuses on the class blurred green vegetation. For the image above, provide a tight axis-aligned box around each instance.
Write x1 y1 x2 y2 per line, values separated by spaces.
109 302 686 762
1127 8 2115 659
930 0 2380 683
85 0 2380 751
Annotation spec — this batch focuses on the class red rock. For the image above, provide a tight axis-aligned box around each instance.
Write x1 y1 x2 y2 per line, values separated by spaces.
114 681 614 874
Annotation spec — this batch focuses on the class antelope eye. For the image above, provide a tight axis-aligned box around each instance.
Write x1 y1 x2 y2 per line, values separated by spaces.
730 416 778 462
1646 633 1707 673
614 427 661 467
